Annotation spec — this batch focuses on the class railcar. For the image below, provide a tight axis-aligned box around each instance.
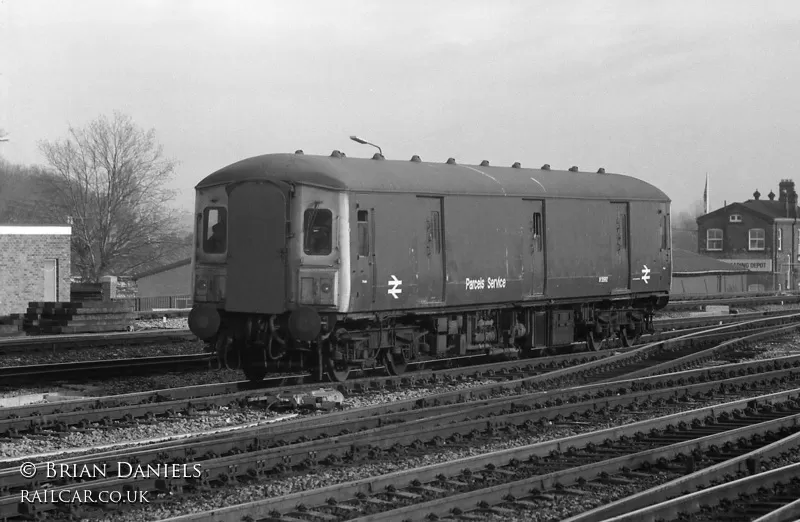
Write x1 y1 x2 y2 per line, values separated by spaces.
188 150 671 381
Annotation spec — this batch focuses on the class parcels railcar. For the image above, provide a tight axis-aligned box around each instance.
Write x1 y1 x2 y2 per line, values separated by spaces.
188 151 671 381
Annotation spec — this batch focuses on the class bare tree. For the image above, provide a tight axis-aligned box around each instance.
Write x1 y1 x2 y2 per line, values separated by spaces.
671 200 704 252
39 112 183 281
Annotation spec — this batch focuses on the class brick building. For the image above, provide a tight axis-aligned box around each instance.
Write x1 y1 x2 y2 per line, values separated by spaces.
0 225 71 315
696 180 800 292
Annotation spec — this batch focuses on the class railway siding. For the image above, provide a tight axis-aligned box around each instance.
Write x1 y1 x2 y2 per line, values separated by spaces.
4 366 800 520
150 388 800 522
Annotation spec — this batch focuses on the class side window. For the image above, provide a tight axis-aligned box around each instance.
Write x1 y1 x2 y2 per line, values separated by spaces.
532 212 543 252
357 210 369 257
706 228 723 251
426 211 442 255
432 211 441 254
778 228 783 251
661 215 669 250
304 208 333 256
203 207 227 254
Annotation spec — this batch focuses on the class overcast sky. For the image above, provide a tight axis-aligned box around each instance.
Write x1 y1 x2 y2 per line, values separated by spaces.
1 0 799 214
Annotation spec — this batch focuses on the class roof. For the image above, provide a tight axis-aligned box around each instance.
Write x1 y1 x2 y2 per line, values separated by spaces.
133 258 191 280
196 153 670 201
0 225 71 235
698 199 800 222
672 248 751 275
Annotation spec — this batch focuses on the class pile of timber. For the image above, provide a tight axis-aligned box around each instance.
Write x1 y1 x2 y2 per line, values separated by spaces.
0 315 23 337
23 301 136 335
70 283 103 302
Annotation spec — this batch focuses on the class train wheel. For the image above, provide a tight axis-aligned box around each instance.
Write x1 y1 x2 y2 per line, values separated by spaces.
385 352 408 376
586 331 602 351
243 365 267 381
325 358 350 382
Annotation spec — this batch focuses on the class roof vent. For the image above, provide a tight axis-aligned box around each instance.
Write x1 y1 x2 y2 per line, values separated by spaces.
372 153 385 160
768 190 776 200
753 189 761 200
569 166 579 172
331 150 344 158
295 149 304 155
446 157 456 165
410 155 421 162
541 164 551 170
597 167 605 173
512 162 521 168
480 160 490 167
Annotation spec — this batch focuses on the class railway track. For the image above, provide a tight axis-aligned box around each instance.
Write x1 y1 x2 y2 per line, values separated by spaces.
134 388 800 522
0 353 213 383
0 309 787 386
0 329 198 356
0 307 779 363
578 450 800 522
5 322 800 520
3 312 797 439
666 294 800 311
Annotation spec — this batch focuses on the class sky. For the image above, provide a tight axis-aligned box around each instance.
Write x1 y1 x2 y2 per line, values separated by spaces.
1 0 799 214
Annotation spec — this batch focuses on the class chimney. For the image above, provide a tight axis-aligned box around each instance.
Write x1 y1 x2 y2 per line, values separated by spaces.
779 180 794 203
768 190 776 200
753 189 761 200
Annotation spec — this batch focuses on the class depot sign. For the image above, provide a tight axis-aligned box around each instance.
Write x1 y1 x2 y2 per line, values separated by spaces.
718 259 772 272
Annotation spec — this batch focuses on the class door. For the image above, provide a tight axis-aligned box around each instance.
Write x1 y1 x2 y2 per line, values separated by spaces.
43 259 57 301
417 196 445 302
226 181 287 313
611 202 630 291
526 200 545 295
353 203 376 306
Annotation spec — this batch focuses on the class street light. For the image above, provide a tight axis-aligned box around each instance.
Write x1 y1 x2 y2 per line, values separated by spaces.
349 135 382 156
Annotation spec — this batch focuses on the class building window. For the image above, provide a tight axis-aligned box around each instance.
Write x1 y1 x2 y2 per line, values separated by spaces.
778 228 782 251
729 214 742 223
748 228 765 251
706 228 723 251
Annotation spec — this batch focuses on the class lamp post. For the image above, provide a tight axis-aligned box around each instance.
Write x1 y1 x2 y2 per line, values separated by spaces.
349 135 382 156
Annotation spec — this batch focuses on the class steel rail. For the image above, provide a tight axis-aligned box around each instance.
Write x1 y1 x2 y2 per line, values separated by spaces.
0 348 794 477
151 388 800 522
0 329 197 355
598 460 800 522
2 313 797 438
0 353 213 382
6 365 800 520
666 294 800 311
345 412 800 522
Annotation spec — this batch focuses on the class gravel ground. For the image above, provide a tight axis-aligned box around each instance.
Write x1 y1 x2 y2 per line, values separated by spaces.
6 332 800 458
0 340 205 368
71 384 800 522
0 407 287 461
0 376 509 461
655 302 800 320
133 317 189 330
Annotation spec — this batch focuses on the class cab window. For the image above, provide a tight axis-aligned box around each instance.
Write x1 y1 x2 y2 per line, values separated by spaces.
203 207 227 254
304 208 332 255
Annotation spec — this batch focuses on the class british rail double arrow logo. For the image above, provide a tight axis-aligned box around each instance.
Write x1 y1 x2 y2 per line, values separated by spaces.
388 275 402 299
